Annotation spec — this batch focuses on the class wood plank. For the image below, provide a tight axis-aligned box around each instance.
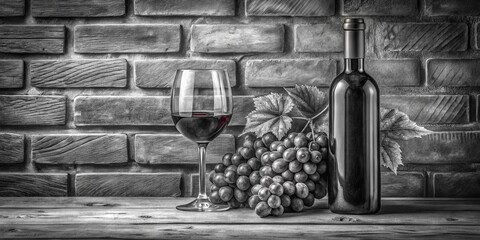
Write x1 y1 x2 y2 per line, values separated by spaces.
0 133 24 164
74 25 180 53
31 0 125 17
30 59 127 88
0 95 66 125
75 173 182 197
135 134 235 164
0 60 23 88
31 134 128 164
0 25 65 54
0 0 24 16
2 224 480 239
0 173 68 197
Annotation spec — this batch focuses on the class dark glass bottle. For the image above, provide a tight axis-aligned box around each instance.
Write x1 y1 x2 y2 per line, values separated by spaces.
328 18 381 214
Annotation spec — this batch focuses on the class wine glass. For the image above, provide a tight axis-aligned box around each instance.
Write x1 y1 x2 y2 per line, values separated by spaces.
171 69 233 212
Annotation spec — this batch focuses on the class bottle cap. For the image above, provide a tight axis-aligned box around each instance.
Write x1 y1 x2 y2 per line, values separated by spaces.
344 18 365 31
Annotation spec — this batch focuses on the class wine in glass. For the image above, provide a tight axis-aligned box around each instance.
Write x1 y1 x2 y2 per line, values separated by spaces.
171 69 232 211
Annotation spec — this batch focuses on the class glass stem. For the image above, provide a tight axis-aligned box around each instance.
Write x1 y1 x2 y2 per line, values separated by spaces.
197 143 208 200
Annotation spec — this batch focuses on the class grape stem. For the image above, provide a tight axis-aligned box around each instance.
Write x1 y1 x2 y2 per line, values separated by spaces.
295 106 329 134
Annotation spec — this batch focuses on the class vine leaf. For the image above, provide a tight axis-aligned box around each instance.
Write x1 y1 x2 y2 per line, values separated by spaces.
241 93 294 140
284 85 328 118
380 136 403 175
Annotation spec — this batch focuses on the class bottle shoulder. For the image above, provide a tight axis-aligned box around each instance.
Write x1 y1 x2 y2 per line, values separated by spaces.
331 71 379 91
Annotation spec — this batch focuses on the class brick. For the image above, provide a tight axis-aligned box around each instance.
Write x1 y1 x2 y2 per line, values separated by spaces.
74 25 180 53
135 59 236 88
427 59 480 87
294 24 343 53
31 59 127 88
343 0 417 16
0 95 66 125
381 95 469 124
381 172 426 197
245 59 336 87
75 173 181 197
191 24 284 53
0 133 24 164
476 23 480 50
32 134 128 164
425 0 480 16
190 173 213 197
0 0 24 16
246 0 334 16
0 60 23 88
32 0 125 17
0 25 65 54
0 173 68 197
399 131 480 164
135 0 234 16
135 134 235 164
432 172 480 197
367 59 420 87
376 23 467 52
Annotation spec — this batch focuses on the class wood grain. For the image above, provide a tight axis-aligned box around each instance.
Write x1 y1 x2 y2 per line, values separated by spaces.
31 0 125 17
0 95 66 125
30 59 127 88
2 224 479 239
0 0 24 16
135 134 235 164
31 134 128 164
134 0 235 16
0 133 24 164
74 25 180 53
0 173 67 197
0 25 65 54
75 173 182 197
0 60 23 88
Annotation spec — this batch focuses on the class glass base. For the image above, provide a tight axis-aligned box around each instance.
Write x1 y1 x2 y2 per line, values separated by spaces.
176 198 230 212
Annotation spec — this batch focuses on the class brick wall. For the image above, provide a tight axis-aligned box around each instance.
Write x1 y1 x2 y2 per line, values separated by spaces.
0 0 479 198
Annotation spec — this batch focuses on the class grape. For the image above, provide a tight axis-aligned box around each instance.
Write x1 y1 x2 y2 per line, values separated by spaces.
228 198 242 209
237 163 253 176
236 176 250 191
310 150 322 164
282 148 296 162
320 147 328 160
305 179 316 192
269 151 282 161
313 183 327 199
272 175 285 184
294 133 308 148
215 163 227 173
262 133 277 148
267 195 281 208
317 161 327 175
213 173 228 187
269 182 284 196
231 153 245 166
234 188 248 203
209 191 221 204
296 147 310 163
248 195 261 208
210 184 220 193
271 205 284 217
289 160 303 173
303 193 315 207
306 132 314 140
283 181 296 196
287 132 299 140
251 184 263 195
303 162 317 175
255 201 271 218
295 183 309 199
281 170 294 181
258 187 271 201
260 152 271 166
254 138 266 149
243 139 254 149
222 153 233 166
269 141 283 152
259 166 275 177
247 157 262 171
283 138 294 148
276 144 287 154
294 171 308 183
255 147 268 159
291 197 304 212
260 176 274 187
272 159 289 173
308 172 321 182
315 132 328 147
219 186 233 202
249 171 261 185
209 170 215 183
240 147 255 160
224 170 237 184
280 195 291 207
225 165 237 173
308 141 320 151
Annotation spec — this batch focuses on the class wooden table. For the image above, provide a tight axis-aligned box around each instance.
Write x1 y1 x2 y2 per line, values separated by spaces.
0 197 479 239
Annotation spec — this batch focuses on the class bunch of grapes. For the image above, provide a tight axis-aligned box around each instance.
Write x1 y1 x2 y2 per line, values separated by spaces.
209 131 328 217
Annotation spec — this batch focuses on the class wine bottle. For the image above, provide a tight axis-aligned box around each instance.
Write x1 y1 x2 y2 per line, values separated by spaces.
328 18 381 214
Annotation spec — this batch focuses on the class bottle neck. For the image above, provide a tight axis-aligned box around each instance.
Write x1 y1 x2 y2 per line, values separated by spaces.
345 58 364 73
